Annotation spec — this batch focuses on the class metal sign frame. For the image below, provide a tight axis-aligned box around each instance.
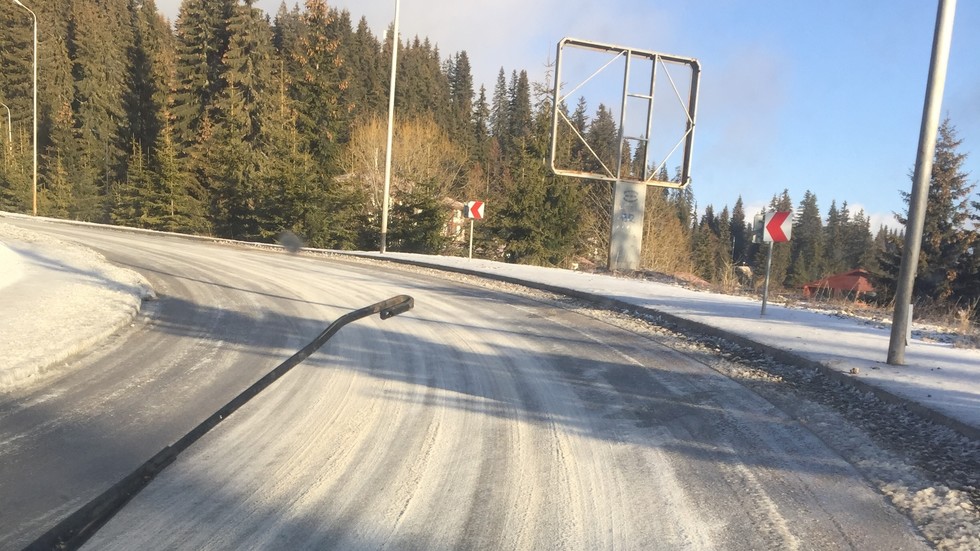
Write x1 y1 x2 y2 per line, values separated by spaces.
550 37 701 189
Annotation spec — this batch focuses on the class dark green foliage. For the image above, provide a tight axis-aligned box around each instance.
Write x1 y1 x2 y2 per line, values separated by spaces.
206 1 276 240
153 129 208 233
388 180 451 254
730 196 749 265
121 0 170 159
489 69 509 142
878 119 977 308
786 190 824 286
172 0 235 147
446 51 475 153
471 85 491 165
68 0 132 179
508 71 532 151
485 71 588 267
692 205 720 281
584 104 618 177
393 37 451 127
345 16 385 115
288 0 347 173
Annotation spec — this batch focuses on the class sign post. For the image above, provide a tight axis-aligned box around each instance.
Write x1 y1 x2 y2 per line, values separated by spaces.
609 182 647 272
760 211 792 316
549 37 700 272
761 241 774 316
463 200 485 259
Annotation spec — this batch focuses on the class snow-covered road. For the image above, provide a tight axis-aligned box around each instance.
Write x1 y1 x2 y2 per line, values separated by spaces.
0 219 932 549
87 285 923 550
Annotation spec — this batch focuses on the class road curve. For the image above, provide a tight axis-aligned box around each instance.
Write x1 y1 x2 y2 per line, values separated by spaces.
0 219 926 550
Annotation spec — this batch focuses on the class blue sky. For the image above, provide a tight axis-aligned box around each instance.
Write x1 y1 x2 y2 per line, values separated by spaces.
157 1 980 231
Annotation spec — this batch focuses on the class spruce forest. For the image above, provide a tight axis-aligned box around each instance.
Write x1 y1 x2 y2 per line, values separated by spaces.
1 0 977 321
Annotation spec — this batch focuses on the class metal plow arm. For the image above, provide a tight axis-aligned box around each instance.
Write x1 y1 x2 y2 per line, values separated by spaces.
27 295 415 551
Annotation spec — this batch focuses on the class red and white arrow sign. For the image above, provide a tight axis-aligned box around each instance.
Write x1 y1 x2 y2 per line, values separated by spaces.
764 211 792 243
464 200 485 220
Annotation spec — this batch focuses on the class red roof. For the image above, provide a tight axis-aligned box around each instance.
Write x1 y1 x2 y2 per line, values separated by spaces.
802 269 875 297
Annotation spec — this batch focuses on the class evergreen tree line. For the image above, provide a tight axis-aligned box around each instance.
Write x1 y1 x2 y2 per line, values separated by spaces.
1 1 976 318
685 119 978 320
0 0 588 259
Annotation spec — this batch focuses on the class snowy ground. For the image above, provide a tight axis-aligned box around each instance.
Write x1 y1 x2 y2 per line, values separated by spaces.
0 222 152 388
1 216 978 548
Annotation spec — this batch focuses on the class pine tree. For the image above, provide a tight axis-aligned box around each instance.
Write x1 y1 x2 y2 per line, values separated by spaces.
202 0 277 240
272 2 305 83
672 185 696 233
0 8 34 137
584 104 617 177
219 1 274 142
488 71 587 266
508 70 532 152
392 37 449 125
730 196 749 265
717 206 733 280
532 72 587 267
962 201 980 314
879 118 977 305
566 96 590 172
152 124 208 234
121 0 171 160
824 200 847 274
692 205 721 281
257 63 328 246
110 142 148 228
448 51 475 153
787 190 824 286
172 0 235 148
493 143 548 263
388 179 450 253
0 8 27 213
471 84 491 165
489 68 509 144
345 16 384 116
845 209 875 269
40 155 74 218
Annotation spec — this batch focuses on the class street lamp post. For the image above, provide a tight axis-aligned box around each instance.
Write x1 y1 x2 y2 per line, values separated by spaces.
12 0 37 216
887 0 957 365
380 0 400 253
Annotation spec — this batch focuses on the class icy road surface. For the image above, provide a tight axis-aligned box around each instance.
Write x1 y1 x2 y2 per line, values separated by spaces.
1 221 926 549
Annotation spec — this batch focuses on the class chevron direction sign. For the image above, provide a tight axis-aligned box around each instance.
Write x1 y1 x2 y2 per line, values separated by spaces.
464 200 485 220
763 211 792 243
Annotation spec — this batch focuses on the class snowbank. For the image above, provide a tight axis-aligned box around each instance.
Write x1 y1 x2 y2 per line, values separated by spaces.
0 222 152 388
0 241 24 291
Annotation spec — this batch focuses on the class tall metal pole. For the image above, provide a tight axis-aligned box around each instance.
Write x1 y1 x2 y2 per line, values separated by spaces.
380 0 400 253
12 0 37 217
887 0 957 365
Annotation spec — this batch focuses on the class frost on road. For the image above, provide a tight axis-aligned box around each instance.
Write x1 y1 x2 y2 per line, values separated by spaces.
83 276 926 550
0 220 941 550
